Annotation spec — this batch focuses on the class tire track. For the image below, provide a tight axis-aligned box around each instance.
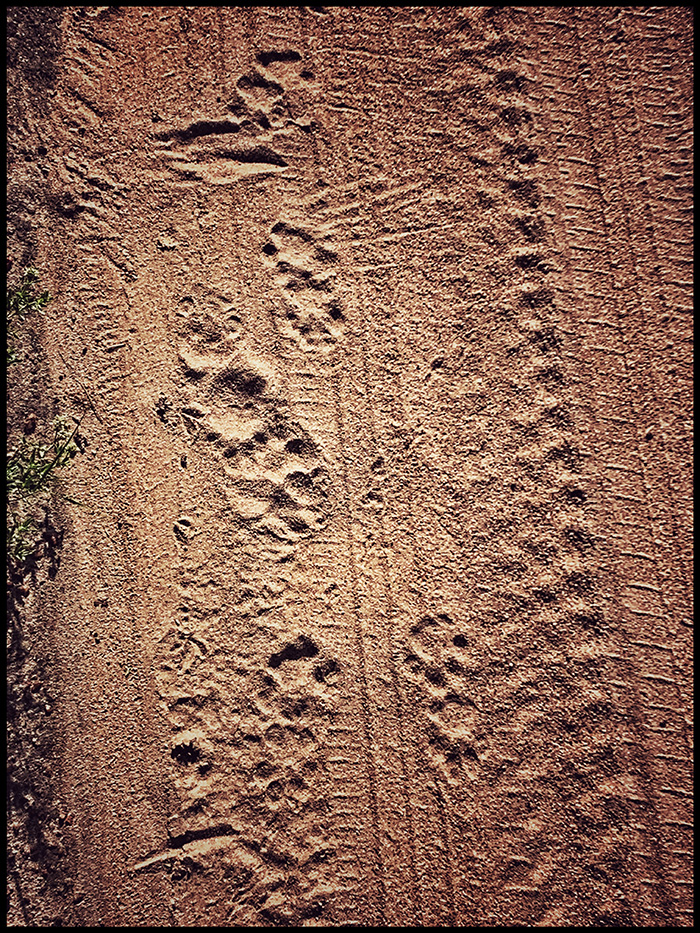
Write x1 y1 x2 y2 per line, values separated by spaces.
305 10 457 923
329 372 389 924
573 9 693 648
307 12 483 923
530 9 693 925
534 10 693 729
309 7 650 925
244 12 391 921
360 9 688 924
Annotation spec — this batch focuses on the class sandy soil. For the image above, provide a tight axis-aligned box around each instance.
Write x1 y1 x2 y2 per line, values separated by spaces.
6 7 693 927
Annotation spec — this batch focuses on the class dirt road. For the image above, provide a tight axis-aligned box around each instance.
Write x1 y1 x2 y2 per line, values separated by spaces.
7 7 692 926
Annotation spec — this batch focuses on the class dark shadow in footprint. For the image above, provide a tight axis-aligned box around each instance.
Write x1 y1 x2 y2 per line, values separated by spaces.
314 658 339 684
237 71 283 95
171 741 201 765
257 50 302 68
271 221 313 242
269 635 319 669
218 367 267 397
285 437 316 456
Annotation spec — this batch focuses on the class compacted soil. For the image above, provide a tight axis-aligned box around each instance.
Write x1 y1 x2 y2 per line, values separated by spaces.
7 7 693 927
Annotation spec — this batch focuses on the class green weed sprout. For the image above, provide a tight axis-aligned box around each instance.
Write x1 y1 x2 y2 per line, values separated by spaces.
6 267 82 569
6 417 81 564
7 266 51 365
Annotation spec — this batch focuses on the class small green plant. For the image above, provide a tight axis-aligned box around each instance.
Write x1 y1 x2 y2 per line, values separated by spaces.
6 266 51 365
7 417 82 563
6 267 82 571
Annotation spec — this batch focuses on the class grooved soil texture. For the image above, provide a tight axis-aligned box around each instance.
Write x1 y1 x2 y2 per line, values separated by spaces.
6 7 693 927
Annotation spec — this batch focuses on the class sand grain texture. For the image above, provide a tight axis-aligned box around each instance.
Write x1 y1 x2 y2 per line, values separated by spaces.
6 7 693 927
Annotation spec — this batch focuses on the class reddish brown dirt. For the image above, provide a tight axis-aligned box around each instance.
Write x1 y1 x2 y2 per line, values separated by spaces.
6 7 693 927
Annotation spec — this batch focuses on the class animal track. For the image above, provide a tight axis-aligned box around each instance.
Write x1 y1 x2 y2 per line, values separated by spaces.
269 634 319 668
183 381 331 545
154 52 311 184
172 284 333 544
159 627 340 924
218 413 332 544
404 612 483 784
153 44 344 926
156 121 288 182
262 220 345 352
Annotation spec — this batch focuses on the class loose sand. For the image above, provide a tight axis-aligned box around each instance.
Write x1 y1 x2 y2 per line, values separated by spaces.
7 7 692 926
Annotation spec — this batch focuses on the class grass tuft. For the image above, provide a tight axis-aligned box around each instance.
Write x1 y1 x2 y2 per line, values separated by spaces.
6 266 51 365
6 267 82 570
